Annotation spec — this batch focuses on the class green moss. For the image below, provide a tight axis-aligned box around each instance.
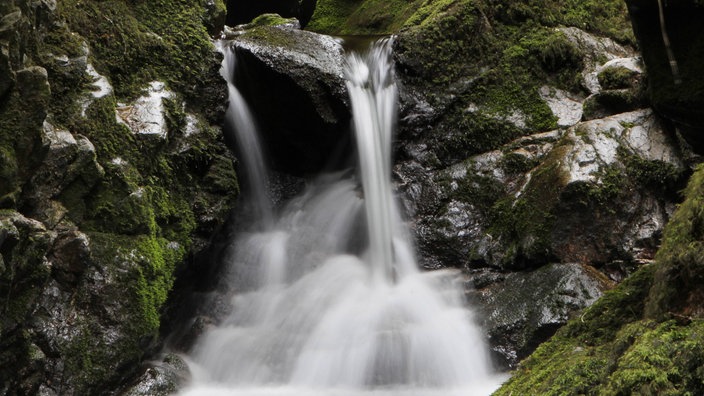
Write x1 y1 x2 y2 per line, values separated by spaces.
498 315 704 395
60 231 183 393
488 0 634 45
495 264 656 395
489 144 570 265
496 166 704 394
1 0 238 392
106 233 180 333
249 13 298 27
604 320 704 395
451 167 506 216
309 0 631 160
434 110 523 164
619 146 686 197
56 0 214 101
500 152 540 174
559 165 627 212
646 165 704 319
0 215 53 325
598 66 639 90
307 0 422 34
0 71 49 209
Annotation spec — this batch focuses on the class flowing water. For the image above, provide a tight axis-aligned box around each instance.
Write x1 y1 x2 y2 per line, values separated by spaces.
181 39 504 396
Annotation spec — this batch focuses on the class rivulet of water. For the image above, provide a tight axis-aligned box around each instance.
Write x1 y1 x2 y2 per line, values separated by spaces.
181 39 504 396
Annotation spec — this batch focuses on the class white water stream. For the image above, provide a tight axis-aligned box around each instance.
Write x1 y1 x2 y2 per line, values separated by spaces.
181 39 504 396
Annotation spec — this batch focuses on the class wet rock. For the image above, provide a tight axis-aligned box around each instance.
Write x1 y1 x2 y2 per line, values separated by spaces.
82 63 113 116
48 230 90 286
202 0 227 36
0 44 13 99
22 122 104 221
16 66 50 122
559 27 635 95
0 211 53 393
470 263 611 369
0 0 239 393
403 109 685 271
538 86 583 128
228 23 350 174
119 353 190 396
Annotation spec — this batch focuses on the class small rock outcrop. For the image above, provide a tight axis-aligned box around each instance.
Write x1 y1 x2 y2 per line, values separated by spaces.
226 0 318 28
471 263 611 367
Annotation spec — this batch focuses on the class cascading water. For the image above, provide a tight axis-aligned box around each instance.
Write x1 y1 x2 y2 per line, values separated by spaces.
181 39 504 396
218 42 272 225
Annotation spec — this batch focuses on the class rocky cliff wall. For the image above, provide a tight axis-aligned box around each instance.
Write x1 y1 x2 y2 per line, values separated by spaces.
0 0 238 394
498 1 704 391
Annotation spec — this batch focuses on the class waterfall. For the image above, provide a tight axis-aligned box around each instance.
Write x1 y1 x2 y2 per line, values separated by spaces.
181 39 504 396
218 41 273 225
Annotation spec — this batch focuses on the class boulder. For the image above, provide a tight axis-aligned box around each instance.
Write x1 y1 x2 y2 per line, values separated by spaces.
0 0 239 393
226 0 318 28
470 263 612 368
227 22 350 174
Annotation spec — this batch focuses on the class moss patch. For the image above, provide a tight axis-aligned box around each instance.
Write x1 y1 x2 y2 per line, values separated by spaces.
56 0 214 101
307 0 422 34
488 144 570 266
59 232 185 393
646 164 704 319
310 0 632 165
495 264 655 395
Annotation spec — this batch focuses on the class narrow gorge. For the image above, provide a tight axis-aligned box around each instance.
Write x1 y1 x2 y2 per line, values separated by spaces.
1 0 703 395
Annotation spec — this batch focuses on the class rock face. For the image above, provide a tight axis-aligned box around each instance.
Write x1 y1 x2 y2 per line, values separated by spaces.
305 0 688 367
625 0 704 153
226 20 350 174
404 109 684 273
0 0 238 394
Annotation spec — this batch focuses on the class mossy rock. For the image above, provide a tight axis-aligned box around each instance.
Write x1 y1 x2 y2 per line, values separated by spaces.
496 165 704 394
646 164 704 319
248 13 299 27
495 264 704 395
598 65 640 90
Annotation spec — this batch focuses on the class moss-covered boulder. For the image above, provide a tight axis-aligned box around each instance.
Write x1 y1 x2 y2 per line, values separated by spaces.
0 0 238 393
626 0 704 152
227 0 317 27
